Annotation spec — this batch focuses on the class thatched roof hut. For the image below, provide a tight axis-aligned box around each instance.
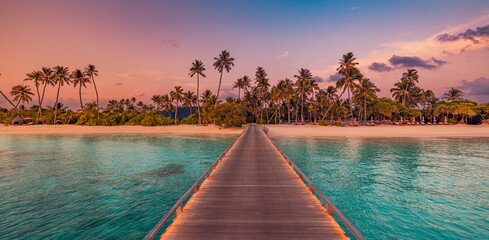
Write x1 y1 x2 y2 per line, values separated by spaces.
12 116 24 125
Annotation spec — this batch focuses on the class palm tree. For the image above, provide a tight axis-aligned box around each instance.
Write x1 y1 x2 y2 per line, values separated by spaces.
281 78 294 123
336 52 360 121
84 65 100 119
242 75 252 94
443 88 463 101
354 78 380 123
151 95 162 111
170 85 184 125
39 67 55 119
10 85 34 119
161 94 173 113
233 78 245 99
390 79 409 104
201 89 213 106
0 74 19 112
71 69 91 110
24 71 44 123
183 90 196 114
53 66 71 124
255 67 270 123
399 69 419 106
189 60 206 125
294 68 313 123
213 50 234 106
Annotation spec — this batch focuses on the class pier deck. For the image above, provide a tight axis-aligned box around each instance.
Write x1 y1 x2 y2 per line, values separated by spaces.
159 125 349 239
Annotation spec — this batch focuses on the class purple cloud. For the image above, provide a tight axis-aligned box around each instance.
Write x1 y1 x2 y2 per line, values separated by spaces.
436 24 489 43
458 77 489 96
313 76 325 83
388 55 446 69
368 62 393 72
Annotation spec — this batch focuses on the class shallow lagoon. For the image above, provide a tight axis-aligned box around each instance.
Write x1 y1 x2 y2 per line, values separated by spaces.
0 135 233 239
274 137 489 240
1 135 488 239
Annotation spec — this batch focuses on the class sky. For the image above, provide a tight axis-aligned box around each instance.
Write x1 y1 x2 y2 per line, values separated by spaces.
1 0 489 109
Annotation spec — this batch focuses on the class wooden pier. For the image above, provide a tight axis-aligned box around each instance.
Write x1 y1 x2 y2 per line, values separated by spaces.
144 124 364 240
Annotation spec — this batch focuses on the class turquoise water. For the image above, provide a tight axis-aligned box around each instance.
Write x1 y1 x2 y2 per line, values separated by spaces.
0 134 234 239
274 137 489 240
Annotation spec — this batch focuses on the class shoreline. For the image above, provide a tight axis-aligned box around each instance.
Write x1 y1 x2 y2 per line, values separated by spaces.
1 124 489 138
265 124 489 138
0 125 243 136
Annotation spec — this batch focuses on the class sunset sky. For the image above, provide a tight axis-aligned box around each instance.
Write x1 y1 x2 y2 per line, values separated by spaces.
1 0 489 108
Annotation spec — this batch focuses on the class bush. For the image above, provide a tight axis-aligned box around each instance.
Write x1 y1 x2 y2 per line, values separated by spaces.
140 113 173 126
210 103 246 127
318 120 327 126
333 122 341 126
180 114 198 125
447 118 457 125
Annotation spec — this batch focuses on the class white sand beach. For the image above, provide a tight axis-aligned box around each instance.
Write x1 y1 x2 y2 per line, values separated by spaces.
0 125 242 136
265 124 489 138
1 124 489 138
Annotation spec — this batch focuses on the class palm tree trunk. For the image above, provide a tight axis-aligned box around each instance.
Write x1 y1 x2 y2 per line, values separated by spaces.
79 84 83 110
11 99 22 121
0 90 18 111
197 75 201 125
301 91 304 124
175 101 178 125
54 81 61 124
364 95 367 124
91 74 100 119
215 71 223 107
287 102 291 124
348 84 353 122
35 86 41 124
324 85 347 117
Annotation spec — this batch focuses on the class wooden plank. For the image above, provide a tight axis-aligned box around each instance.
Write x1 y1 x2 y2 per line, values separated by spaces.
161 125 349 240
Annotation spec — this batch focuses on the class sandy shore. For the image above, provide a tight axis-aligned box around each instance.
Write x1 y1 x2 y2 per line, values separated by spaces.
0 125 243 136
1 124 489 138
265 124 489 138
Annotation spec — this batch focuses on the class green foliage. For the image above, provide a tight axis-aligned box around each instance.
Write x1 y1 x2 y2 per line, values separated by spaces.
180 114 198 125
333 122 341 126
210 103 246 127
140 113 173 126
318 120 327 126
447 118 457 125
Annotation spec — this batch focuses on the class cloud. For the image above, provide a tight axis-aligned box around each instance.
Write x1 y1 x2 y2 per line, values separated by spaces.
313 76 325 83
368 62 393 72
115 82 124 86
458 77 489 95
388 55 446 69
275 51 289 59
161 39 180 48
436 24 489 43
327 73 342 82
350 6 360 11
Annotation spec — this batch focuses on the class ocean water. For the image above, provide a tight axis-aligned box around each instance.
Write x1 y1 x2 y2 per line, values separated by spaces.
273 137 489 240
0 134 234 239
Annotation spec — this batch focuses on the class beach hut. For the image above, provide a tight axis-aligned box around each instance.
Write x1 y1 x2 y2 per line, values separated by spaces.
12 116 24 125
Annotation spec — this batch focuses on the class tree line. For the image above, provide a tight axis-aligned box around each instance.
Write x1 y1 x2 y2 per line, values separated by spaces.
1 51 488 127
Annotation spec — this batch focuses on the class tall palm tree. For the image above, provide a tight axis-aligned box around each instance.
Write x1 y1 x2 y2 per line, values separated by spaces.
399 69 419 106
242 75 252 94
189 60 206 125
201 89 213 106
71 69 91 110
24 71 44 123
354 78 380 123
255 67 270 123
84 65 100 119
336 52 360 121
281 78 294 123
294 68 313 123
53 66 71 124
233 77 245 99
183 90 196 114
10 85 34 119
213 50 234 106
443 88 463 101
39 67 55 118
161 94 173 113
0 73 18 111
151 95 162 111
170 85 184 125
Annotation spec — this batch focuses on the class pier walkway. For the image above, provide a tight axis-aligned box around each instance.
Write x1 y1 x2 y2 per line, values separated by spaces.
145 124 364 240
